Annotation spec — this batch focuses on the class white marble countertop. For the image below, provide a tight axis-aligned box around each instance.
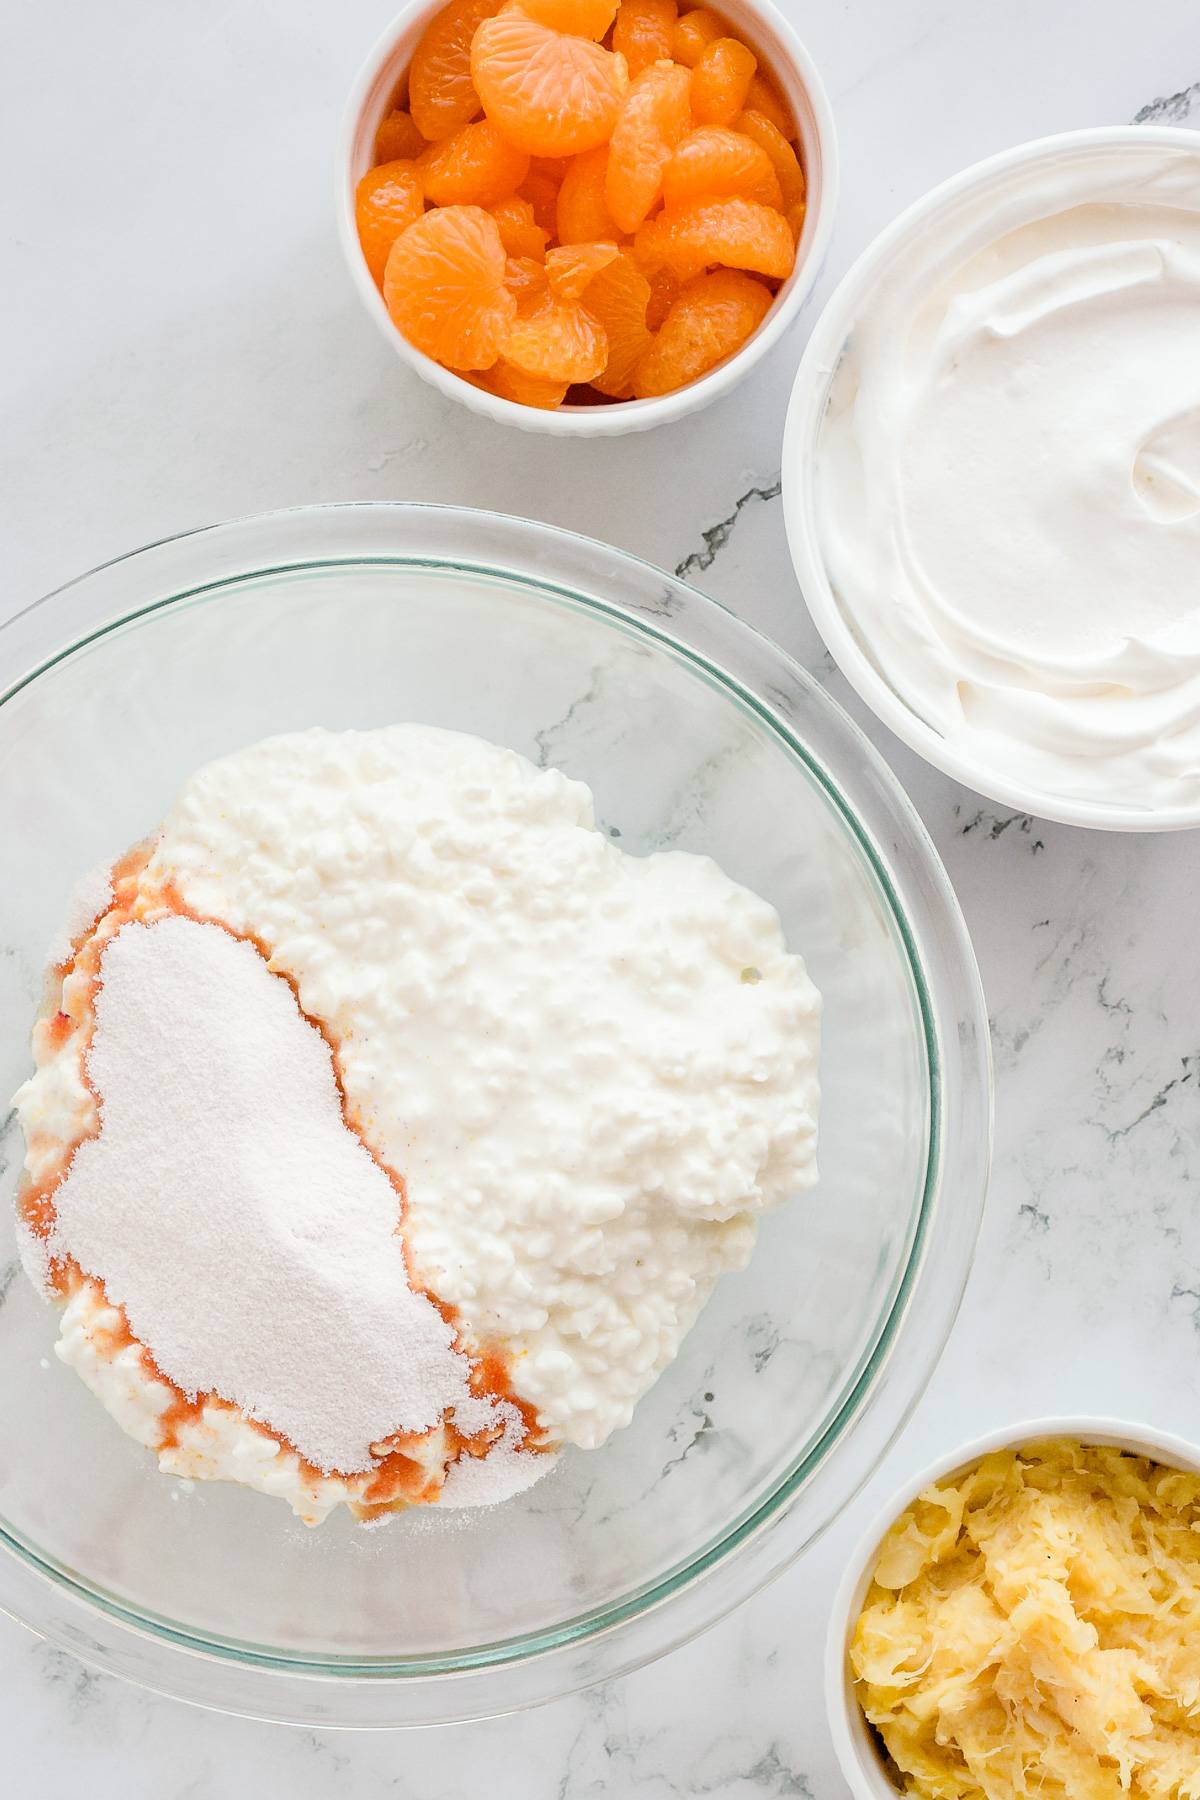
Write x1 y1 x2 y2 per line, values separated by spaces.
5 2 1200 1792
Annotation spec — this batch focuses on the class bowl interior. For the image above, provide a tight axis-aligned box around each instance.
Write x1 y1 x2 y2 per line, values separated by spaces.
0 542 932 1670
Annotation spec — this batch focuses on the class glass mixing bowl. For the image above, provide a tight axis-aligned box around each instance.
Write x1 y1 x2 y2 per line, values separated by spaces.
0 505 990 1725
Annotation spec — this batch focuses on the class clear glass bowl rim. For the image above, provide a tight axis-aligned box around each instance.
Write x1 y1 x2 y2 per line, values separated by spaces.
0 504 992 1725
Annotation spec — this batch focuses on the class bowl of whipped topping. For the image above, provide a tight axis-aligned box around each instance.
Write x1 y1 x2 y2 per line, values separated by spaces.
783 127 1200 830
0 503 988 1724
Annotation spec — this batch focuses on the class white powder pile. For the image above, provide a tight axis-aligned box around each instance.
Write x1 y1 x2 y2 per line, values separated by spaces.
45 862 114 970
49 915 494 1475
437 1407 552 1509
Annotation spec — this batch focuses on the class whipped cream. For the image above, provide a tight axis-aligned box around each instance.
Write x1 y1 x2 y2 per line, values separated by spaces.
816 137 1200 813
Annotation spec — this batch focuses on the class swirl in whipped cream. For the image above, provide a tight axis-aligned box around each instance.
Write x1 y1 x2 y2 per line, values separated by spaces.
816 138 1200 813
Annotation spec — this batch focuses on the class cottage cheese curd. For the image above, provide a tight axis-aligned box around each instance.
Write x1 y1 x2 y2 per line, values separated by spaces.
14 724 821 1521
816 137 1200 814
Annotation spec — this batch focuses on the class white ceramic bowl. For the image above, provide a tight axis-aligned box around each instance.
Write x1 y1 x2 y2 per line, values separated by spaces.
826 1415 1200 1800
335 0 837 435
782 126 1200 832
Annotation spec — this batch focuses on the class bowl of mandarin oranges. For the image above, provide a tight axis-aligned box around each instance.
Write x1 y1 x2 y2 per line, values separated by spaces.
337 0 836 431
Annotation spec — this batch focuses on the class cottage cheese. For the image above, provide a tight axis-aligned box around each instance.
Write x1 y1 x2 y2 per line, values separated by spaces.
14 723 821 1517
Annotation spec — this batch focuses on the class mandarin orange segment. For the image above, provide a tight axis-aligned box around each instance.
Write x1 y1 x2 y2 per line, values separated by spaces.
689 37 756 127
515 0 619 39
734 109 805 212
744 70 793 138
383 204 517 368
417 118 530 208
409 0 502 140
486 357 571 407
634 194 794 279
611 0 677 79
355 161 426 287
644 262 684 328
556 145 623 243
529 153 575 183
504 253 550 301
490 194 549 258
374 108 429 164
632 265 770 395
546 240 620 301
517 168 562 238
503 290 608 380
471 12 628 157
669 5 722 66
580 250 653 395
605 60 692 233
662 125 782 210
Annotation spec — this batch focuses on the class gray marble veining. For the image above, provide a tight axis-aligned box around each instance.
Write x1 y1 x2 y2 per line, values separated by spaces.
1135 80 1200 123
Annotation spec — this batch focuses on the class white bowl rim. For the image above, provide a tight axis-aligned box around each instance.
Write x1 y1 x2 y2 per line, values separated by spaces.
334 0 839 436
782 124 1200 833
825 1412 1200 1800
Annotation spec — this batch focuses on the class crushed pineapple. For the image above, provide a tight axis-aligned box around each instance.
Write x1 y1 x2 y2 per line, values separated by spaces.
852 1439 1200 1800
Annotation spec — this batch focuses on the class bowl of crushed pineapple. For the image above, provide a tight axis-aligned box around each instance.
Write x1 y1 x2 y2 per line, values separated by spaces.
335 0 836 432
827 1419 1200 1800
